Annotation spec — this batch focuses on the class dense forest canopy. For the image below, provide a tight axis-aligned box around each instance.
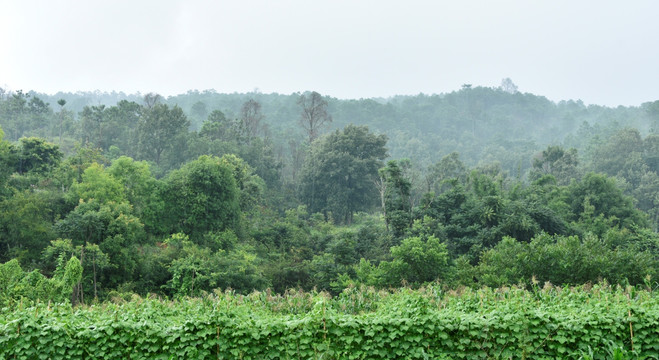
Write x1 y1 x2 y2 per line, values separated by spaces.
1 83 658 305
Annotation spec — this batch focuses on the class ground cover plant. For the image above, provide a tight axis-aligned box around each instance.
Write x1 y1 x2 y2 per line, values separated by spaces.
1 283 658 359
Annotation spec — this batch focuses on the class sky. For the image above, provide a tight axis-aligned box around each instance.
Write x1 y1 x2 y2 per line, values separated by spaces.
1 0 658 107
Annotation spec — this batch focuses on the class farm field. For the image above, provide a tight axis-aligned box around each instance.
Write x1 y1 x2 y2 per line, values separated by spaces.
2 284 658 359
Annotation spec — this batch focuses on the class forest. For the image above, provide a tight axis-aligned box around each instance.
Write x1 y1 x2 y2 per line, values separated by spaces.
1 82 659 305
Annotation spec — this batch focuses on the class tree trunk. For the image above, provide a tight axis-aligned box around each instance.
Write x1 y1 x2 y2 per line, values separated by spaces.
93 255 97 300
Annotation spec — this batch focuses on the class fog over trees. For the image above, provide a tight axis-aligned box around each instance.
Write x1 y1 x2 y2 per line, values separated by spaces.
1 84 658 303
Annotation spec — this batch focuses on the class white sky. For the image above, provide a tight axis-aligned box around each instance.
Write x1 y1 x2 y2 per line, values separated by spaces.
1 0 657 106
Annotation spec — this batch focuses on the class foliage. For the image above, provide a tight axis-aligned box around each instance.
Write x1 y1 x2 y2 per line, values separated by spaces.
1 87 659 305
478 233 658 287
159 155 240 240
0 255 82 307
136 103 189 166
70 163 125 204
0 190 60 264
529 145 580 185
299 125 387 224
1 285 658 359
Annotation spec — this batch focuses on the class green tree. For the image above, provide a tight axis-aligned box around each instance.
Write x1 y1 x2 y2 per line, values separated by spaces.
107 156 161 230
42 239 110 301
136 103 189 166
70 163 125 204
529 145 580 185
478 233 658 287
366 235 449 287
55 199 145 289
218 154 264 215
14 137 62 175
164 233 267 296
199 110 234 141
0 190 58 264
425 152 467 193
160 155 240 239
240 99 265 141
379 160 412 236
299 125 388 224
79 105 108 149
588 128 644 182
189 101 208 130
105 100 142 156
0 126 17 196
0 255 83 306
0 91 53 140
56 99 66 145
643 100 659 133
566 172 648 234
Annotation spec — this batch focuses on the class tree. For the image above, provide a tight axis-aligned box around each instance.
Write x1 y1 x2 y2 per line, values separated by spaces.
364 235 449 287
142 92 162 109
240 99 264 140
426 152 467 193
566 172 648 233
189 101 208 129
14 137 63 175
136 103 189 166
41 239 110 301
79 105 107 149
299 125 387 224
160 155 240 239
57 99 66 145
107 156 159 226
164 234 267 296
0 127 15 196
0 91 52 140
70 163 125 204
0 190 57 264
199 110 233 141
529 146 580 185
380 160 412 236
589 128 644 182
104 100 142 156
55 199 145 289
298 91 332 143
644 134 659 173
218 154 265 214
643 100 659 133
499 78 518 94
0 255 83 306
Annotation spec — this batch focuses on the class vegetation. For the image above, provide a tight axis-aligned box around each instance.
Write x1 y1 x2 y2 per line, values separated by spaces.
1 284 657 359
0 84 658 355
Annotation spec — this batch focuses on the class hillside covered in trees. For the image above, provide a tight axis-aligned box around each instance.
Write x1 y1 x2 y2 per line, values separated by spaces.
1 83 658 304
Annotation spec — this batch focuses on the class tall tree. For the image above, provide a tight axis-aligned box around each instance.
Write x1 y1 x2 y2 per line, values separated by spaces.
644 100 659 133
15 137 63 175
299 125 387 224
529 145 580 185
426 152 467 193
57 99 66 145
298 91 332 143
159 155 240 240
240 99 265 140
79 105 107 148
136 103 189 166
380 160 412 236
142 92 162 109
499 78 519 94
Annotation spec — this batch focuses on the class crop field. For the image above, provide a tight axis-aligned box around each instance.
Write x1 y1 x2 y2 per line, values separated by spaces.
1 284 658 359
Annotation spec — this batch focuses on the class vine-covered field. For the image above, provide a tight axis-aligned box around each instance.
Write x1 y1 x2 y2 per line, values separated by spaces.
1 284 658 359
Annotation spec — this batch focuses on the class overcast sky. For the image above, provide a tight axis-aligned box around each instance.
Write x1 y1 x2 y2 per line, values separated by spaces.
1 0 657 106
